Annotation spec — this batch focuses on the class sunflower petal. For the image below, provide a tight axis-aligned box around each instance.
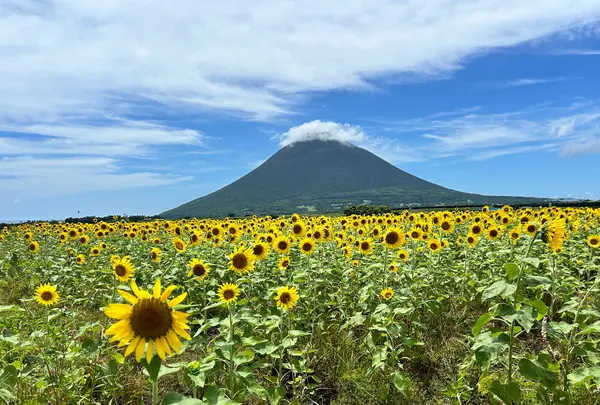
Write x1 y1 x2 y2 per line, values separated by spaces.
125 336 141 357
160 285 178 302
173 323 192 340
166 329 183 353
105 319 129 336
135 338 146 363
168 292 187 308
153 279 161 299
172 311 190 320
118 290 139 305
160 336 173 356
104 303 133 320
155 337 166 360
146 340 155 364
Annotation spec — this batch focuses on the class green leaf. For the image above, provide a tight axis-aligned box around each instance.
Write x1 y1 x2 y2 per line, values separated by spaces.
526 299 548 320
482 280 516 301
568 366 600 385
112 352 125 364
488 380 521 404
142 355 162 382
580 321 600 334
504 263 519 281
391 372 410 393
266 386 285 405
162 392 207 405
518 358 558 387
524 276 552 287
520 257 540 268
287 330 309 337
472 313 492 336
233 349 255 365
242 376 267 400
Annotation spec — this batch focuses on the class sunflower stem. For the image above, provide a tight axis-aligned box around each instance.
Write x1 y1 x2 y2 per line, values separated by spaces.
152 378 159 405
228 304 235 395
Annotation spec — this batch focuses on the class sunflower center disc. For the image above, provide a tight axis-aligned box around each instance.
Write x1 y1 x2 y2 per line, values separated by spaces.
223 289 234 300
303 243 311 252
41 291 53 301
130 298 173 339
232 253 247 269
115 264 127 277
280 292 291 304
278 241 287 250
385 232 399 245
253 246 264 256
193 265 205 276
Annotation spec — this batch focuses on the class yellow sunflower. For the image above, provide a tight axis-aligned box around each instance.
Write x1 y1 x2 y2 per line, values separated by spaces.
151 247 161 263
35 283 60 306
188 258 210 280
469 223 483 236
486 227 501 240
543 219 566 252
278 257 290 270
229 246 255 274
587 235 599 249
90 246 101 256
389 263 399 273
358 239 373 255
28 241 40 253
104 279 191 363
383 229 405 249
466 234 478 248
113 256 134 282
397 249 409 262
218 283 240 304
273 236 291 254
76 254 86 264
299 237 315 255
274 286 299 310
252 242 270 261
427 239 442 252
172 237 187 253
380 288 394 300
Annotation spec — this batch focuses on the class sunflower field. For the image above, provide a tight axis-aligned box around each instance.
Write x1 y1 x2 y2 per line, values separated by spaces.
1 206 600 405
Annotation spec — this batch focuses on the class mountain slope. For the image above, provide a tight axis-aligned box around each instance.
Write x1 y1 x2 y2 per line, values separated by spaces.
161 140 541 218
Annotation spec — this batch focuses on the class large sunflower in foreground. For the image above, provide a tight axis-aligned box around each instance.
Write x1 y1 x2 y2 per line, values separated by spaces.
104 279 191 363
35 283 60 306
543 219 566 252
275 286 299 310
113 256 134 282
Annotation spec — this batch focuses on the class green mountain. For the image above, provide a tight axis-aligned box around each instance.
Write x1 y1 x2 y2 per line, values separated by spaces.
161 140 544 218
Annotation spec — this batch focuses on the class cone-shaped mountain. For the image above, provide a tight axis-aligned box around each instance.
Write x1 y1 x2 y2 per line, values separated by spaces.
161 140 540 218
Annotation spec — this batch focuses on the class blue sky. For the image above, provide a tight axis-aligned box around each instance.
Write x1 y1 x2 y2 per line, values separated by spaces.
2 1 600 221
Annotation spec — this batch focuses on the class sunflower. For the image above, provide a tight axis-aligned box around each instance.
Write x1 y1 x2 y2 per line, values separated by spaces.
469 224 483 236
383 229 405 249
542 219 566 252
389 263 399 273
172 238 187 253
524 223 538 236
90 246 101 256
291 222 305 238
28 241 40 253
153 237 161 244
352 259 360 267
79 235 90 245
278 257 290 270
397 249 409 262
466 234 478 248
113 256 134 282
229 246 255 274
273 236 291 254
274 286 299 310
35 283 60 306
299 237 315 255
509 228 521 243
486 227 500 240
151 247 161 263
252 242 270 261
588 235 600 249
188 258 210 280
76 254 86 264
440 220 454 233
358 239 373 255
408 228 422 240
427 239 442 252
380 288 394 300
218 283 240 304
104 279 191 362
343 245 353 260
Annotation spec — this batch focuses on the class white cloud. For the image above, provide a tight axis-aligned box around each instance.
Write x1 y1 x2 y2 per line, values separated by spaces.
502 78 568 87
278 120 421 163
561 137 600 155
1 0 600 123
278 120 367 146
0 156 192 198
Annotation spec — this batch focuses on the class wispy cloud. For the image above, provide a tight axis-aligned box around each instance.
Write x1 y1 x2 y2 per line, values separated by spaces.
548 49 600 55
1 0 600 124
502 77 570 87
